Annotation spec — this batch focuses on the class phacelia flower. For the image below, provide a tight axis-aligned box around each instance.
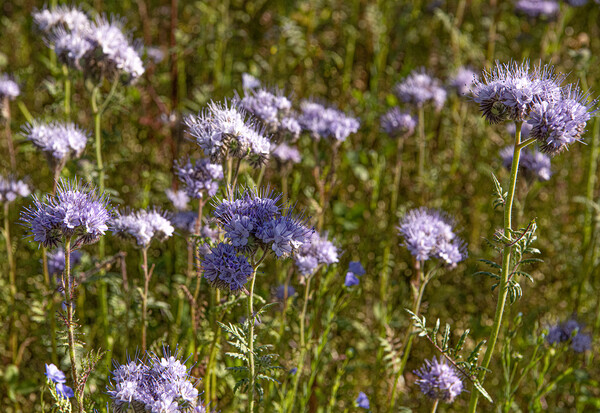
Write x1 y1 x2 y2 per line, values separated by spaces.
241 88 299 141
272 143 302 164
547 319 592 353
108 347 210 412
201 243 253 292
0 74 20 101
49 27 93 70
33 5 91 32
24 121 89 168
21 179 112 248
500 147 552 181
528 86 598 155
47 248 83 277
450 67 476 96
515 0 560 19
185 99 271 167
294 232 339 276
213 187 313 257
275 284 296 300
415 357 464 403
394 69 447 110
380 107 417 137
111 208 174 248
0 176 30 203
297 100 360 142
166 188 190 211
398 208 467 267
174 157 223 199
471 60 564 124
356 392 370 409
242 73 261 91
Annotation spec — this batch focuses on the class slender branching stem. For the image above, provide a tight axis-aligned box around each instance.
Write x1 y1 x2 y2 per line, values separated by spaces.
5 202 18 362
191 198 205 362
231 157 243 192
256 163 266 188
431 399 440 413
390 137 405 214
247 250 267 413
141 246 151 353
63 65 71 120
468 122 533 412
3 96 16 170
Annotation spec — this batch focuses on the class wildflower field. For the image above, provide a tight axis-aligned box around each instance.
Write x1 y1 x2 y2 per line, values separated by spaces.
1 0 600 412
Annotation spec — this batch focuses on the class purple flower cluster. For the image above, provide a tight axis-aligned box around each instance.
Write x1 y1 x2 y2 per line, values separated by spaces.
111 208 174 248
185 99 271 168
166 188 190 211
272 143 302 164
202 243 254 292
394 69 447 110
547 319 592 353
500 147 552 181
345 260 366 287
414 357 464 403
36 6 145 82
515 0 560 19
242 73 261 91
297 100 360 142
174 158 223 199
355 392 370 409
240 88 301 141
45 363 75 399
472 60 598 155
24 121 89 166
380 107 417 137
108 348 210 412
294 232 339 276
47 248 82 277
0 74 20 101
398 208 467 267
275 284 296 300
0 176 30 203
21 179 112 248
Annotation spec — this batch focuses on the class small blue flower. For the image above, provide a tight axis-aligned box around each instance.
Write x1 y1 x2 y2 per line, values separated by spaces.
289 367 298 375
275 285 296 300
56 383 75 399
348 261 366 277
45 363 66 384
345 272 360 287
356 392 370 409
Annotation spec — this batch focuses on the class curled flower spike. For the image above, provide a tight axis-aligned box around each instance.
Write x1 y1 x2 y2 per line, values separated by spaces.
185 99 271 168
240 87 300 141
294 232 339 276
380 107 417 137
201 243 254 292
500 147 552 182
272 143 302 164
414 357 464 403
174 157 223 199
398 207 467 267
111 208 174 248
297 100 360 142
21 178 112 248
33 5 91 33
547 319 592 353
23 121 89 168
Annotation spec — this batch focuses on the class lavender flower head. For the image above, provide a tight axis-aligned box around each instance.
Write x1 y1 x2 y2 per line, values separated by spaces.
49 27 93 70
528 86 598 155
394 69 447 110
0 176 30 203
471 60 564 124
500 147 552 181
272 143 302 164
0 74 20 101
45 363 75 399
297 100 360 142
547 319 592 353
356 392 370 409
242 73 261 91
398 208 467 267
33 5 91 32
344 272 360 287
213 187 313 258
174 158 223 199
24 121 89 167
171 213 218 255
380 107 417 137
450 67 476 96
166 188 190 211
294 232 339 276
348 261 366 276
241 88 300 140
111 208 174 248
202 243 253 292
47 249 82 278
275 284 296 300
185 99 271 168
515 0 560 19
415 357 464 403
108 347 209 412
21 179 112 248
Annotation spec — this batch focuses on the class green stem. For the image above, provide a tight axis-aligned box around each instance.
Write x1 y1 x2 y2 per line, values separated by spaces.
192 199 205 362
141 247 150 352
431 399 440 413
417 106 425 188
5 202 17 362
256 164 266 188
389 261 427 411
63 236 83 413
42 247 59 365
3 97 16 170
231 157 242 193
390 137 405 213
63 65 71 120
299 275 312 351
468 122 526 413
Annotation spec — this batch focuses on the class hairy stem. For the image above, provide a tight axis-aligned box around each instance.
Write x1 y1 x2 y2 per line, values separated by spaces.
468 122 527 412
141 247 150 353
5 202 17 362
3 97 16 170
